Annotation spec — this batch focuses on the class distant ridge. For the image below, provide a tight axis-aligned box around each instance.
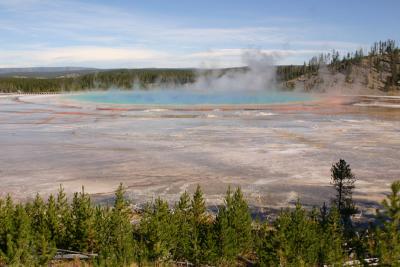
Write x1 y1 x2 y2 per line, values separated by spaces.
0 67 101 78
0 67 98 75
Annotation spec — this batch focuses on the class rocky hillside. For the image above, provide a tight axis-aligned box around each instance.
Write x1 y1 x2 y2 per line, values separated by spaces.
280 40 400 95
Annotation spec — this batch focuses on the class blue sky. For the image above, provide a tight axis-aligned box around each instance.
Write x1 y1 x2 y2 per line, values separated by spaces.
0 0 399 68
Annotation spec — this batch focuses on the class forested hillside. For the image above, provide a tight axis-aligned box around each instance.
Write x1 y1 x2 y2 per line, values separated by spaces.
0 159 399 266
279 39 400 93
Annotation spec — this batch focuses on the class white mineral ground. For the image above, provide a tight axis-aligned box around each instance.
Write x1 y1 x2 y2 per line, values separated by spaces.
0 93 399 214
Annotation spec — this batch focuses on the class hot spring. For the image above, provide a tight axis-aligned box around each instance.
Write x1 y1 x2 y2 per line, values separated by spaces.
67 90 313 105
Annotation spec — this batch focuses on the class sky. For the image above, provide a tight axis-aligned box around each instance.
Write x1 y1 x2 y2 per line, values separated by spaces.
0 0 399 68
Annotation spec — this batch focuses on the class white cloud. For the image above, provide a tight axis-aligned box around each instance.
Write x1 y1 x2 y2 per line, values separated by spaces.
0 0 369 68
188 48 324 59
0 45 347 68
289 40 368 51
0 47 169 68
9 46 324 68
161 27 288 44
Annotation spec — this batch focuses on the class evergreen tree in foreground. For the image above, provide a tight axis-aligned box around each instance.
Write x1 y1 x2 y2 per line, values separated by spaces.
3 201 35 265
68 187 96 252
138 197 176 263
273 201 320 266
26 193 57 265
172 191 192 261
55 185 70 249
318 206 346 265
97 183 136 265
254 221 279 266
375 181 400 264
331 159 357 225
0 167 399 266
215 187 252 263
189 185 208 264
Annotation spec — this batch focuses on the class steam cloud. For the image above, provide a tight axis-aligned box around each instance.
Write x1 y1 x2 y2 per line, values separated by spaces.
188 49 277 91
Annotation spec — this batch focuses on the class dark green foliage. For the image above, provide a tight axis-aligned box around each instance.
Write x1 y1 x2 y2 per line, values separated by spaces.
0 176 399 266
0 184 138 266
215 187 253 263
54 185 70 249
138 198 176 262
95 183 136 266
0 196 35 265
68 187 96 252
273 201 321 266
255 202 346 266
26 193 57 265
254 223 279 266
136 185 217 265
188 186 218 264
276 63 313 82
331 159 357 225
172 191 192 261
188 185 208 264
318 206 346 265
374 181 400 265
109 184 136 264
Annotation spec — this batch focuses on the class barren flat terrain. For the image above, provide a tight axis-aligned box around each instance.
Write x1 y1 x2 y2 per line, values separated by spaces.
0 94 399 211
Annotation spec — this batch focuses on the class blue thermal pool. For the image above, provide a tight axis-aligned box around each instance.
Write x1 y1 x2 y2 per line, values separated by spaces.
67 90 313 105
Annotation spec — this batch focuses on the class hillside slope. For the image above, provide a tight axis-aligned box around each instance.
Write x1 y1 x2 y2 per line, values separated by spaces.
281 40 400 95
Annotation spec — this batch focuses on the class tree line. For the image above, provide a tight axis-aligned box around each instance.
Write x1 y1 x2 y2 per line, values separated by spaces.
0 69 196 93
0 159 399 266
276 39 400 91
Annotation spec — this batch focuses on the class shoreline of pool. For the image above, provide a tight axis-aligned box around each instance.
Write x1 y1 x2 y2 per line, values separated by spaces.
5 92 400 111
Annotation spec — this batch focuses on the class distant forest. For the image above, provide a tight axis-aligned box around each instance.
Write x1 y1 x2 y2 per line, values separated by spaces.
0 69 196 93
0 159 399 266
0 39 399 93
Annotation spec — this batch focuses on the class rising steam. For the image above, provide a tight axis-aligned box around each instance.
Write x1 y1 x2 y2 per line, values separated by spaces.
188 49 277 91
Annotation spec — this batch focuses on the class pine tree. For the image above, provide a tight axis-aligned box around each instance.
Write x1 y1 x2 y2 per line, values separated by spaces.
109 183 135 265
375 181 400 264
46 195 58 239
190 185 207 264
68 187 95 252
201 222 218 265
2 200 35 265
254 222 279 266
55 185 69 249
138 198 176 262
215 200 236 262
232 187 253 253
0 195 14 264
319 207 346 265
331 159 357 225
172 191 191 261
215 187 252 263
93 205 114 264
274 201 320 266
27 193 56 264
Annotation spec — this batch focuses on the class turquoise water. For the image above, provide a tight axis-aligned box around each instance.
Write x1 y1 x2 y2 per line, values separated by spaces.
68 90 312 105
